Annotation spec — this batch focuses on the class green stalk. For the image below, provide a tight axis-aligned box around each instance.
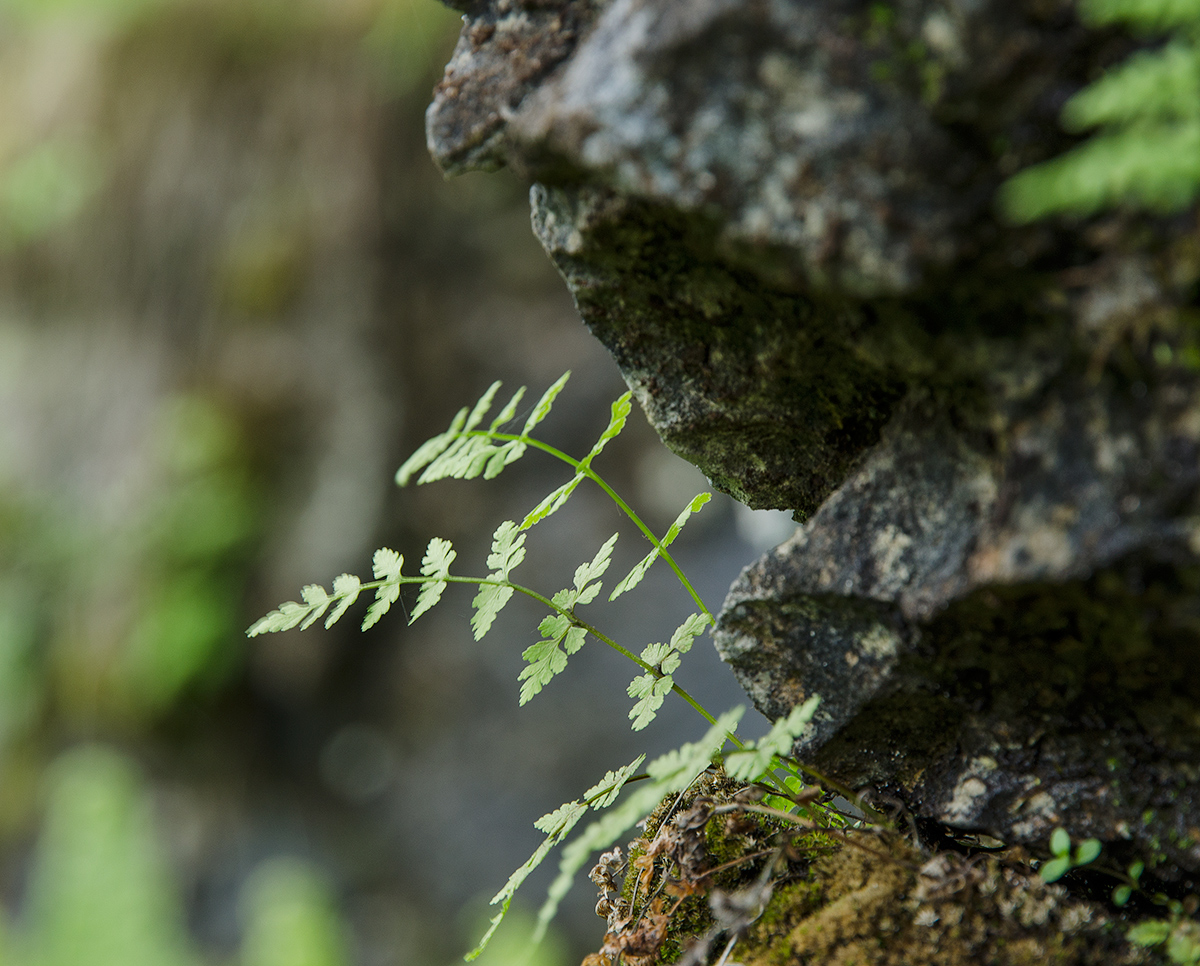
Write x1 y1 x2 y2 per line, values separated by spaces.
469 431 714 621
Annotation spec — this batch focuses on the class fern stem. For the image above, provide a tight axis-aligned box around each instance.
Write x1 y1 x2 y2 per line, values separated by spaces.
371 568 742 748
468 431 714 621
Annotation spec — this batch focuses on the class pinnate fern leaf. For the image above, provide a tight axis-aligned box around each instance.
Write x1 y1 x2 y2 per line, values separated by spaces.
610 493 711 600
725 695 821 781
362 548 403 630
467 747 644 962
485 521 526 576
472 584 513 641
518 391 633 531
410 538 455 624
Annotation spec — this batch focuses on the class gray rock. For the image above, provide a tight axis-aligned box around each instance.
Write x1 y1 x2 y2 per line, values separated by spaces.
427 0 1200 880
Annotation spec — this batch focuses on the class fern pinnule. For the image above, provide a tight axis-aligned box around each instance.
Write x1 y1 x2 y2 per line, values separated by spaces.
470 521 526 640
410 538 456 623
610 492 711 601
520 370 571 437
363 548 404 630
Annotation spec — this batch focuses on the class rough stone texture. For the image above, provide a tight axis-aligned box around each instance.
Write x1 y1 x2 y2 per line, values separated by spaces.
427 0 1200 892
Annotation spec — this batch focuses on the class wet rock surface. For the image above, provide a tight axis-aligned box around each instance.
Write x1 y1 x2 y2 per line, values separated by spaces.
427 0 1200 900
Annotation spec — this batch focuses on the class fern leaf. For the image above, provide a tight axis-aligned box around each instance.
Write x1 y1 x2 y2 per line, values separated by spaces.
669 612 711 653
518 617 586 704
585 755 646 809
466 798 588 961
520 472 585 530
299 584 333 630
521 371 571 437
471 583 514 641
627 673 674 730
640 642 674 668
410 538 455 623
610 493 711 601
531 708 744 945
489 385 526 432
362 549 403 630
395 407 467 486
580 392 632 467
725 695 821 781
246 600 312 636
486 521 527 578
465 380 502 432
570 532 618 605
324 574 362 628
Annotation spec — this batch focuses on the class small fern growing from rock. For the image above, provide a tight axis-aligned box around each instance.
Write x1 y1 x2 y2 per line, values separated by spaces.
249 372 835 957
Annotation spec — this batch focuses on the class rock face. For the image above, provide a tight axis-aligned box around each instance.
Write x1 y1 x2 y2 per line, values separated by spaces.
427 0 1200 886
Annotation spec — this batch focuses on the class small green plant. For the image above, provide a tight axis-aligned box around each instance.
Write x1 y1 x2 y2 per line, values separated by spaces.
249 372 839 957
1002 0 1200 221
1039 826 1103 883
1128 897 1200 965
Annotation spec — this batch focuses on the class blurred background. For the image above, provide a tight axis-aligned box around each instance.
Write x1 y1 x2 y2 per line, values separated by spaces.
0 1 797 963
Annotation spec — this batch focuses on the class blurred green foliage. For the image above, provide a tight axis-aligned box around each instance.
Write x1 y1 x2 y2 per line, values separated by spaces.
0 394 259 740
1003 0 1200 220
3 746 353 966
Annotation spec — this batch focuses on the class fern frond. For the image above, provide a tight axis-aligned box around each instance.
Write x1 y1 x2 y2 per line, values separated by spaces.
249 571 367 636
1003 119 1200 219
466 799 588 961
531 708 744 945
246 600 313 636
610 493 711 601
362 548 403 630
1002 0 1200 221
410 538 455 623
467 748 644 961
725 695 821 781
520 370 571 437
